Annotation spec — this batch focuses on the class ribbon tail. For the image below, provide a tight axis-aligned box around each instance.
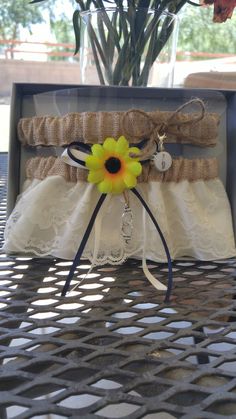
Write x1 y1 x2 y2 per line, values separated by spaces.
142 206 167 291
61 193 107 297
70 194 111 292
131 187 173 303
85 194 112 278
142 258 168 291
92 194 111 267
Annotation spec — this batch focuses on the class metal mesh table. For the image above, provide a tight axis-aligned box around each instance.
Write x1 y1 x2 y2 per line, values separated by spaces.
0 153 236 419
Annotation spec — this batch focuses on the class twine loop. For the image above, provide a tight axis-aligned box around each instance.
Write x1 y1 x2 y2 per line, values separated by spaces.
122 98 206 160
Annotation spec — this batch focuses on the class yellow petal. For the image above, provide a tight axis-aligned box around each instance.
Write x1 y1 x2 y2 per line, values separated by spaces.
116 136 129 154
128 146 141 157
85 155 102 170
91 144 105 158
127 161 142 176
103 137 117 152
112 178 126 194
98 178 113 194
123 172 137 189
87 169 104 184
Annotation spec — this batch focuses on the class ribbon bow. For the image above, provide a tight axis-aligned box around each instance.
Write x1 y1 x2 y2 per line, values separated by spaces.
122 98 206 161
61 136 173 302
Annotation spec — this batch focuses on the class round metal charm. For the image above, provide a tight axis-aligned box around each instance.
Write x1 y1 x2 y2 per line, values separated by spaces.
153 151 172 172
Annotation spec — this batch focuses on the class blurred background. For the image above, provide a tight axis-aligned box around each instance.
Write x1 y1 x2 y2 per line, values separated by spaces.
1 0 236 152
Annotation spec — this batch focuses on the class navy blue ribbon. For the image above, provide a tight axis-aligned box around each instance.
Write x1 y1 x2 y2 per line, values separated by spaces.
65 139 152 167
61 141 173 302
61 193 107 297
67 141 91 167
61 189 173 302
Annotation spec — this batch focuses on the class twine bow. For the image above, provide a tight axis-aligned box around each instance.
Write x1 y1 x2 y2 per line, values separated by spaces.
122 98 206 160
61 99 206 302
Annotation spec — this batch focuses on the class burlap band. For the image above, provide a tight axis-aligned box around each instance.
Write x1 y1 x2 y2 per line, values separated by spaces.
26 156 218 183
18 110 219 147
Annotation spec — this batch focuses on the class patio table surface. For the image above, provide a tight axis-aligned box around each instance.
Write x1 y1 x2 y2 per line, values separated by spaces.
0 152 236 419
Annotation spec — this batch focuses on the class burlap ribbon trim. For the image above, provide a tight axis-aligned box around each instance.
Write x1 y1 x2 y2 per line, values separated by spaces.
18 110 220 148
26 156 218 183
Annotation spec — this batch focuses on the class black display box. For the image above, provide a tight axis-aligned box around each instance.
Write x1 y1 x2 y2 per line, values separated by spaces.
7 82 236 237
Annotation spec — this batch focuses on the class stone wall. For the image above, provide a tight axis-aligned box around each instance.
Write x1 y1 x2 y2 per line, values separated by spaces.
0 59 82 96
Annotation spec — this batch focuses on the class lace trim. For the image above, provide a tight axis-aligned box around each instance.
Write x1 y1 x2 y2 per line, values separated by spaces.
18 109 219 147
25 156 219 183
3 178 236 262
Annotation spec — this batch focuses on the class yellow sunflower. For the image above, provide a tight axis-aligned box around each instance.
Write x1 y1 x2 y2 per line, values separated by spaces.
85 136 142 194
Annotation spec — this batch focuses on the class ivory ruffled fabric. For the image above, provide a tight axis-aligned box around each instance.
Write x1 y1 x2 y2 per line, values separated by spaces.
4 102 236 263
3 174 236 262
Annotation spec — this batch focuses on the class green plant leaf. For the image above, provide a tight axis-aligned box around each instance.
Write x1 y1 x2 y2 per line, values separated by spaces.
87 21 110 70
29 0 48 3
112 34 131 85
94 5 121 51
85 0 93 9
76 0 87 11
73 10 80 54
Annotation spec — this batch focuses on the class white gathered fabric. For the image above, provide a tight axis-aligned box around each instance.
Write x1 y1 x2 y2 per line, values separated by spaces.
3 176 236 262
92 194 112 267
70 194 112 292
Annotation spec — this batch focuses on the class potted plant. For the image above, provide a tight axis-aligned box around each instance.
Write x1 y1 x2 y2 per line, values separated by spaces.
31 0 236 86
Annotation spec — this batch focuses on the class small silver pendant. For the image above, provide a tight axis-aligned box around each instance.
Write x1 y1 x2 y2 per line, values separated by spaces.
121 204 133 245
153 151 172 172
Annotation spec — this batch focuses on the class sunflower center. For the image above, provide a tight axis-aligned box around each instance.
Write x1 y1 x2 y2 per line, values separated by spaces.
105 157 121 174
